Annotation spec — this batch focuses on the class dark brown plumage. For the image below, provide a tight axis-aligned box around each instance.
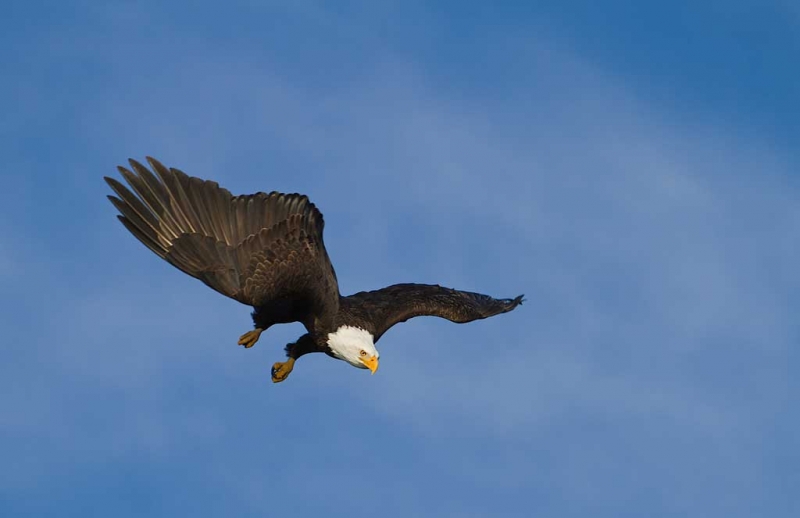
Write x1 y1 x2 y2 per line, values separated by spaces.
337 284 524 341
105 157 523 382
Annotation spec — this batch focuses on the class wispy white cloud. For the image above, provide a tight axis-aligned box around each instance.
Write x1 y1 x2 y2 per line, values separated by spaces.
1 5 797 516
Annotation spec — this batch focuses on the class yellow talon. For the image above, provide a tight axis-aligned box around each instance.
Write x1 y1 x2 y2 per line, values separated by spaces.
238 328 263 348
272 358 295 383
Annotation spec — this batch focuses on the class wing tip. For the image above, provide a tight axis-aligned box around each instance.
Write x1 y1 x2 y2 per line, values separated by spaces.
116 165 132 177
145 155 168 172
127 157 145 170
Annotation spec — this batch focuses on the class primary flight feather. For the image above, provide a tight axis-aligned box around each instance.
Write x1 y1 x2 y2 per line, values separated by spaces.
105 157 524 382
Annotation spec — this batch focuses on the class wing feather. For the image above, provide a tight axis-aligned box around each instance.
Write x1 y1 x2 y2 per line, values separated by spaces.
105 157 339 325
342 283 523 341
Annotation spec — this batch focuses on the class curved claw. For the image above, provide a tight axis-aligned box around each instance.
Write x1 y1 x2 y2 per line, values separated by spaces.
271 358 295 383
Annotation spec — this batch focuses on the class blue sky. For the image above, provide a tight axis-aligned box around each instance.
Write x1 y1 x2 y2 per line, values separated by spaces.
1 1 798 516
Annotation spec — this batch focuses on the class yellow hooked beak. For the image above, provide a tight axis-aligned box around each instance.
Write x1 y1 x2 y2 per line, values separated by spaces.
361 355 379 374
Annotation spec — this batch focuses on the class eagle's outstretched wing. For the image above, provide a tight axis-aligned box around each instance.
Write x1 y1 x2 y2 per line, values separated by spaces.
342 283 523 341
105 157 339 322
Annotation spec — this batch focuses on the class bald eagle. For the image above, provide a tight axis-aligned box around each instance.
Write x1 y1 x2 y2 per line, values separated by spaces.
105 157 524 383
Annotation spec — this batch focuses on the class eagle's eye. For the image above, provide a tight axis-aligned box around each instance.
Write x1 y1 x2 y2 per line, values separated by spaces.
359 350 368 357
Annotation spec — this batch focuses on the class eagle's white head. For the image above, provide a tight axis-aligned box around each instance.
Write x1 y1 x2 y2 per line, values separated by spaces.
326 326 380 374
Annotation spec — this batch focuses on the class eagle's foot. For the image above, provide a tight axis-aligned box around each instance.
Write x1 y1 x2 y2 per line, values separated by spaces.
237 328 263 348
271 358 295 383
